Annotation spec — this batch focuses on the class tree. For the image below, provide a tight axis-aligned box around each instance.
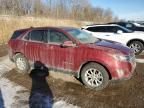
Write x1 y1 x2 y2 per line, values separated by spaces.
0 0 119 22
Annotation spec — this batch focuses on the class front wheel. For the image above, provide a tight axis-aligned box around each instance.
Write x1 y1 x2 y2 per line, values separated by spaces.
128 41 143 55
81 63 109 90
14 53 30 73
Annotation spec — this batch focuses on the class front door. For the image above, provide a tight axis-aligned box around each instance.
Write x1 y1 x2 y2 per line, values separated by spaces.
46 29 77 71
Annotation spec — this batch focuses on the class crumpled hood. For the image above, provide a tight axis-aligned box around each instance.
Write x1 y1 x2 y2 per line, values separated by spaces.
89 39 132 55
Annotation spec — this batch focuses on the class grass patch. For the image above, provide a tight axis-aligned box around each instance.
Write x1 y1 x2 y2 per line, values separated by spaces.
0 16 84 44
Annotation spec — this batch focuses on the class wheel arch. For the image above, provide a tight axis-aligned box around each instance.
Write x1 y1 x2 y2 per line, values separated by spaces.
77 61 112 80
13 52 31 73
13 52 25 60
127 39 144 46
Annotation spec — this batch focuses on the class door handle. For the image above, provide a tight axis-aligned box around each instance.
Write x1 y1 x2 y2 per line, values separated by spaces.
25 42 28 45
50 46 54 49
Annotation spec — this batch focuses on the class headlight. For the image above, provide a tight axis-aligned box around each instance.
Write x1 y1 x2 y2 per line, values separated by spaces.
110 54 130 61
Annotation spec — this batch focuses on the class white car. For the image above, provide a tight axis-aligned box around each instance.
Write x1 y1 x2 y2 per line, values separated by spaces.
82 24 144 55
108 22 144 32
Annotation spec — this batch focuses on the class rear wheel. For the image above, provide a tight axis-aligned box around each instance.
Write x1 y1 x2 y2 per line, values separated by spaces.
128 41 143 55
14 53 30 73
81 63 109 90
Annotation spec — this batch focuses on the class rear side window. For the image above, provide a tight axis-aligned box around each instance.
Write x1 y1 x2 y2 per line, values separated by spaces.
87 27 97 32
25 30 48 43
104 26 116 32
87 26 120 33
11 30 26 39
87 26 105 32
30 30 43 41
118 23 126 27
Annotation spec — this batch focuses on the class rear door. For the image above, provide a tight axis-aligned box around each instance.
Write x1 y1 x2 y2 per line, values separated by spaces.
23 29 48 63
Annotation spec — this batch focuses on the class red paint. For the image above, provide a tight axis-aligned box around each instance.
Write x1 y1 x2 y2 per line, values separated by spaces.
8 27 136 80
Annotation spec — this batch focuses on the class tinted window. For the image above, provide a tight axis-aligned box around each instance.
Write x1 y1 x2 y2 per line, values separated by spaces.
87 26 105 32
103 26 131 33
118 22 126 27
26 30 48 42
87 26 118 33
49 30 70 44
87 27 96 32
116 26 133 33
126 23 133 28
11 30 26 39
87 26 131 33
103 26 116 32
104 26 128 33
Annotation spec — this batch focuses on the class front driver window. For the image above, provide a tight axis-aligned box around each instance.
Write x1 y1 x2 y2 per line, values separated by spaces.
49 30 70 44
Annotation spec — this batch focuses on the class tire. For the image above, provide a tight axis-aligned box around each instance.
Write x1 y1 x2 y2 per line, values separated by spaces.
14 53 30 73
128 41 143 55
81 63 109 91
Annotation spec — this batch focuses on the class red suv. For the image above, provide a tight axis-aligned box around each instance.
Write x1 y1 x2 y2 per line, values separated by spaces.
8 27 136 90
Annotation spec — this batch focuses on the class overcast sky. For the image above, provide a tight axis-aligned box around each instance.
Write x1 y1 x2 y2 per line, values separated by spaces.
90 0 144 21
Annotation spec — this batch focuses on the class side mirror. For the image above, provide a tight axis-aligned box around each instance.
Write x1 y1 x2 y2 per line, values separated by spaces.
116 30 123 34
61 41 76 48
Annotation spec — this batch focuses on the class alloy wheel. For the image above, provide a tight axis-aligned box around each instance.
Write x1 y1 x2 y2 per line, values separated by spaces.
129 43 141 54
16 57 27 71
85 68 103 87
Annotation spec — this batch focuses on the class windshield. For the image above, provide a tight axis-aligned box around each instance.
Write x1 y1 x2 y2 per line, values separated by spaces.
134 22 144 27
67 29 99 44
137 23 144 26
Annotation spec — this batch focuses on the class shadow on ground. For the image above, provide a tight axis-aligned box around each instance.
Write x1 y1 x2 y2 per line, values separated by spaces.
29 61 53 108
